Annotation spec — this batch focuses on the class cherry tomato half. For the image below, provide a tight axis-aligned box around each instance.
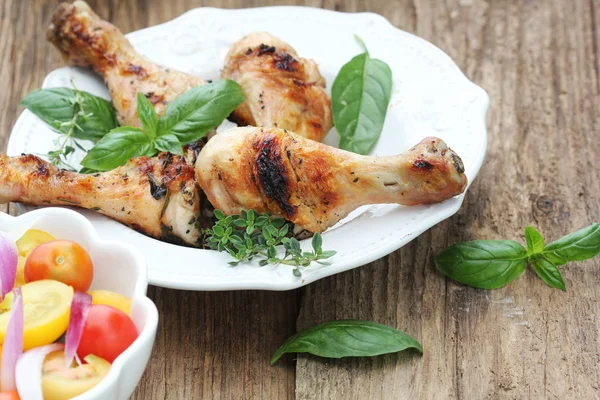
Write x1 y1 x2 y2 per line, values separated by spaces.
0 391 20 400
15 229 56 287
77 305 138 363
24 240 93 292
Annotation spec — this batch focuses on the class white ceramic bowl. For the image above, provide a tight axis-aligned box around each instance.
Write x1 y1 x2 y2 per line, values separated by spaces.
0 208 158 400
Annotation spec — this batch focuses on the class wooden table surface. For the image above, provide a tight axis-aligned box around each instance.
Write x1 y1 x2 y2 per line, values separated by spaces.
2 0 599 399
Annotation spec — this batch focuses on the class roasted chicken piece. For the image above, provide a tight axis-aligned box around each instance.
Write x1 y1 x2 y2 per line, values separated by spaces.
47 0 207 127
48 2 332 143
0 153 201 246
221 32 333 142
196 127 467 233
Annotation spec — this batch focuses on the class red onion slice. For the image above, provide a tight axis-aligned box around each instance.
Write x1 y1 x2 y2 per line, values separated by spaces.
1 287 23 392
16 343 64 400
0 232 17 300
64 291 92 367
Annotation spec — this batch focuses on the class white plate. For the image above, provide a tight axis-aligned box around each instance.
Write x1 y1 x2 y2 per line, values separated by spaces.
7 6 488 291
0 208 158 399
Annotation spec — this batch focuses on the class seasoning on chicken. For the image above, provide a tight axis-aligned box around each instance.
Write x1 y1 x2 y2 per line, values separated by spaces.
47 0 207 128
196 127 467 233
0 153 202 246
221 32 333 142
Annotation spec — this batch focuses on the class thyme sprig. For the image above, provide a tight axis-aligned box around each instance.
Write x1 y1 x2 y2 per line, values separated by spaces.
206 209 336 276
46 91 92 170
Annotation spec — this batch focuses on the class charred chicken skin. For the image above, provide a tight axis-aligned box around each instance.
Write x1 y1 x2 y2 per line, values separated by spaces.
221 32 333 142
0 153 201 246
195 127 468 233
47 0 207 128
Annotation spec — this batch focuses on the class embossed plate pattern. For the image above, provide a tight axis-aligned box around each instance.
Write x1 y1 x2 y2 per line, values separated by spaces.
7 7 488 290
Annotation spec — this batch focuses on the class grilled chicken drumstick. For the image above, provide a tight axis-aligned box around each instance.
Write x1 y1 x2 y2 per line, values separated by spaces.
48 2 332 142
0 153 201 246
196 127 468 233
221 32 333 142
48 0 207 127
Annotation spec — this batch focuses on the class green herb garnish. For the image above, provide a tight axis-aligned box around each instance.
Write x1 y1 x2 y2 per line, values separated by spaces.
82 79 244 171
434 223 600 291
206 209 336 275
270 320 422 365
331 36 393 155
21 87 118 170
22 79 244 172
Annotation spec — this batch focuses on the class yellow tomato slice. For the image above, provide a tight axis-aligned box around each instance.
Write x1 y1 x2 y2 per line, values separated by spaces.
42 351 111 400
89 290 132 315
0 280 73 350
15 256 27 288
16 229 56 257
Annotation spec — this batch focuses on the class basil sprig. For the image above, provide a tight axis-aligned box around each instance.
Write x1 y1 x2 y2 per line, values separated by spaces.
270 320 422 365
21 88 119 170
21 88 118 141
331 37 392 155
82 79 244 171
435 223 600 291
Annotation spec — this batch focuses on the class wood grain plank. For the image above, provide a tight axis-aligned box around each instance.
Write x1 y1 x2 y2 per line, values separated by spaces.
134 288 299 400
295 0 600 399
2 1 600 399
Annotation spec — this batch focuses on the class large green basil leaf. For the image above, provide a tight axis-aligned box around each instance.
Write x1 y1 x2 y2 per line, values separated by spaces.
158 79 245 144
542 223 600 266
21 88 117 141
331 52 392 155
270 320 422 365
81 127 153 171
434 240 528 289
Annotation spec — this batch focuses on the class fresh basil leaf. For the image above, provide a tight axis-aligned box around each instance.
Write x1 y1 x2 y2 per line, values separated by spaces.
525 226 544 255
21 88 117 141
154 133 183 156
542 223 600 266
270 320 422 365
81 127 153 171
531 257 566 291
331 50 392 155
434 240 528 289
21 88 79 135
158 79 245 144
77 90 119 139
136 92 158 139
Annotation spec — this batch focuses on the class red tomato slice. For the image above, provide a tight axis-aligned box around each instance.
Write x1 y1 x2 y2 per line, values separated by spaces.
77 305 138 363
0 390 20 400
24 240 93 292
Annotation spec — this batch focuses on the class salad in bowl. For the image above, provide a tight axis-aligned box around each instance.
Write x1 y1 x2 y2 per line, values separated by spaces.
0 208 158 399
